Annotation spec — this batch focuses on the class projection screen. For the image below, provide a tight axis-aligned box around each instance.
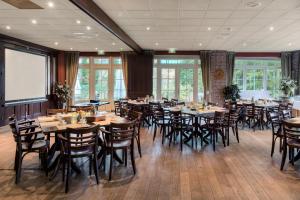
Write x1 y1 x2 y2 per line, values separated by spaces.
5 49 47 103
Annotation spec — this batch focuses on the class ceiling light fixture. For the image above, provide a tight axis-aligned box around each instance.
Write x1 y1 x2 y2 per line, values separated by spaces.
269 26 274 31
245 1 262 8
76 20 81 24
70 47 73 50
169 48 176 53
288 42 292 46
86 26 91 30
95 47 98 50
146 26 151 31
199 43 202 46
5 25 11 30
47 1 54 8
207 27 212 31
155 42 159 46
112 42 116 46
54 42 58 46
98 50 105 55
120 48 124 51
31 19 37 24
243 42 247 46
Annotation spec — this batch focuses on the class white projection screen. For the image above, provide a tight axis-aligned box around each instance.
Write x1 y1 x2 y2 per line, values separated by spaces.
5 49 47 102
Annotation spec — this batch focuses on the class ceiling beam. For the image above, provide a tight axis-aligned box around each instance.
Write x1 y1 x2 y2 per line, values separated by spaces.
69 0 142 53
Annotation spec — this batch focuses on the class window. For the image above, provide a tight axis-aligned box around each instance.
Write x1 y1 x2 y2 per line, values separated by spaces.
233 58 281 99
161 68 176 99
95 69 108 100
74 68 89 102
153 56 202 102
74 57 126 103
179 68 194 101
114 69 126 100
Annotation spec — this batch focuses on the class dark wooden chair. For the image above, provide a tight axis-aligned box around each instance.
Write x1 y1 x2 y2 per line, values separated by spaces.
114 100 121 116
280 120 300 170
127 110 143 157
58 125 100 193
9 119 48 184
153 108 170 144
267 111 283 157
47 108 67 115
242 103 261 130
207 111 226 151
282 109 292 120
101 121 137 180
149 102 161 124
223 110 239 146
171 98 179 106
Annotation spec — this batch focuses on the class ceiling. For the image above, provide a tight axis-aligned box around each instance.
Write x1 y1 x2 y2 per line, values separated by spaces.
0 0 132 52
94 0 300 52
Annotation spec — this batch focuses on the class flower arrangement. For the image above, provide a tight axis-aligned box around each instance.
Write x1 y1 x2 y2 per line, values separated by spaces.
280 77 297 97
55 82 72 108
223 84 240 101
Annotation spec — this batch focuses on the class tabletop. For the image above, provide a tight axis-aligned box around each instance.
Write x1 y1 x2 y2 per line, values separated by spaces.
237 101 278 108
165 106 226 116
284 117 300 125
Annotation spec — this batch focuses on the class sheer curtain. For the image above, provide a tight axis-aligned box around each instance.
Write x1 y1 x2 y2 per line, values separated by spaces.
121 52 129 91
281 52 292 78
65 52 80 106
200 51 211 102
226 52 235 86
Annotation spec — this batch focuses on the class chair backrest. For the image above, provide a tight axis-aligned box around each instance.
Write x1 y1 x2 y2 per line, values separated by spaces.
109 121 136 144
114 101 121 115
127 110 143 132
268 111 281 134
162 97 168 102
243 103 255 115
65 125 100 153
149 102 161 111
282 109 291 120
213 111 225 128
169 110 183 128
47 108 67 115
282 120 300 141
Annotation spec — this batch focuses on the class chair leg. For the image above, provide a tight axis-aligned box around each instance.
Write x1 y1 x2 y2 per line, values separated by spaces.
235 125 239 143
89 155 92 176
291 147 295 166
65 158 71 193
125 148 128 167
130 144 136 175
62 157 65 182
213 130 216 151
15 152 22 184
280 142 287 170
226 128 230 146
93 155 99 184
109 149 113 181
153 124 157 141
180 130 183 151
136 135 142 157
271 134 275 157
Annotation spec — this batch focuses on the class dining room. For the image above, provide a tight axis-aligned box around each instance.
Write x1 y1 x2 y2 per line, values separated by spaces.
1 0 300 199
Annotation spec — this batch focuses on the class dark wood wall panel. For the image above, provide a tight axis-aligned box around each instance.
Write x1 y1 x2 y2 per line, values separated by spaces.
0 34 57 127
127 54 153 98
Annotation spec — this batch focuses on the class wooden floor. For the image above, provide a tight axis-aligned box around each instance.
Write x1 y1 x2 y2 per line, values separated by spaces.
1 125 300 200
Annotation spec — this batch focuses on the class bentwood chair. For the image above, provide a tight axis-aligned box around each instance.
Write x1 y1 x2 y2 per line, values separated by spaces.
268 111 283 157
114 100 121 116
280 120 300 170
223 110 239 146
127 110 143 157
9 119 48 184
101 121 137 180
153 108 170 144
207 111 226 151
58 125 100 193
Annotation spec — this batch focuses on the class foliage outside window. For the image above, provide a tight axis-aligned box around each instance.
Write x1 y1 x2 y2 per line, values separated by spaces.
233 59 281 98
114 69 126 100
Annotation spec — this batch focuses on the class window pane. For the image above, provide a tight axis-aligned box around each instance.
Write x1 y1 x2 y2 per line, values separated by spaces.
114 58 122 65
179 68 194 102
95 69 108 100
246 69 263 90
233 69 243 90
74 68 89 102
114 69 126 100
94 58 109 65
79 57 89 65
153 68 157 98
198 68 203 100
267 68 281 98
161 68 175 99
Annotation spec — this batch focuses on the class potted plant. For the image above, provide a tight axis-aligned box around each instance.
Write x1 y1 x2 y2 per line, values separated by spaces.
280 77 297 98
55 82 72 109
223 84 240 101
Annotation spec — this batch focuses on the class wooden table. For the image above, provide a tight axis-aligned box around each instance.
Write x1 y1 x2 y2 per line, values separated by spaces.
38 112 130 179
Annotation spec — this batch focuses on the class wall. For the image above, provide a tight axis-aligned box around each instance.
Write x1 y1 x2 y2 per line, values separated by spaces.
209 51 227 106
0 34 57 126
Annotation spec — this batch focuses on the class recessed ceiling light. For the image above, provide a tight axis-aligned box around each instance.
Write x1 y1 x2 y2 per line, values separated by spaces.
146 26 151 31
31 19 37 24
207 27 212 31
155 42 159 46
120 48 123 51
47 1 54 8
243 42 247 46
86 26 91 30
95 47 98 50
73 32 84 35
54 42 58 46
269 26 274 31
76 20 81 24
288 42 292 46
70 47 73 50
245 1 262 8
169 48 176 53
98 50 105 55
199 43 202 46
112 42 116 46
5 25 11 30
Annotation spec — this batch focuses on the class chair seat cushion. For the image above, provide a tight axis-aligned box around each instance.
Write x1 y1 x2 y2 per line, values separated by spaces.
287 139 300 148
22 140 48 150
105 140 131 148
21 133 44 141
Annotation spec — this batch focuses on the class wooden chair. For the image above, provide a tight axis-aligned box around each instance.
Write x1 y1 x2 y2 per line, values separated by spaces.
101 121 137 180
207 111 226 151
242 103 261 130
171 98 178 106
153 108 170 144
114 100 121 116
58 125 100 193
9 119 48 184
47 108 67 115
223 110 239 146
127 110 143 157
280 120 300 170
267 111 283 157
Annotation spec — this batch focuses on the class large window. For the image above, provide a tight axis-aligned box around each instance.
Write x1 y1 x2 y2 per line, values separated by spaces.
74 57 126 103
153 56 202 102
233 58 281 99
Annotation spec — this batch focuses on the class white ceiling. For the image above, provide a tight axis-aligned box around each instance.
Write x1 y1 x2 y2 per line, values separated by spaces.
94 0 300 52
0 0 132 52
